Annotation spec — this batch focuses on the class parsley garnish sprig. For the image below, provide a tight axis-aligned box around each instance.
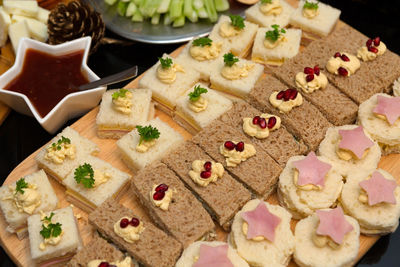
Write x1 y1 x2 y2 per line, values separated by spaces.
188 85 208 102
136 125 160 145
229 15 245 30
159 57 173 69
74 163 95 189
40 222 62 239
192 37 212 47
303 0 319 10
223 53 239 67
51 136 71 151
112 88 128 100
42 212 55 223
265 24 286 42
15 178 28 195
261 0 272 4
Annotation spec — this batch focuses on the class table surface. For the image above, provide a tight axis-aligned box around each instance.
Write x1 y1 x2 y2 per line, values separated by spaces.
1 0 400 266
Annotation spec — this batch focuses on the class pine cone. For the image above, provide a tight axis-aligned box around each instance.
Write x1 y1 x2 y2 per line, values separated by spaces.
48 0 105 53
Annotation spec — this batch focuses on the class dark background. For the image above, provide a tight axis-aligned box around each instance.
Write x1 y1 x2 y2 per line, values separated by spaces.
1 0 400 266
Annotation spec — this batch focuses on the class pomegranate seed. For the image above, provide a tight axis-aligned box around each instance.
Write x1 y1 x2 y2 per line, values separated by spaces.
120 218 130 228
334 52 341 58
252 116 260 125
235 141 245 152
276 91 285 100
340 54 350 62
366 39 372 47
204 161 212 171
373 37 380 47
258 118 267 129
314 65 320 76
153 191 165 201
368 46 378 53
200 171 212 179
130 218 140 227
304 67 314 75
283 89 291 101
155 183 168 192
288 89 298 100
224 141 235 150
306 74 314 82
267 117 277 129
338 67 348 76
98 262 110 267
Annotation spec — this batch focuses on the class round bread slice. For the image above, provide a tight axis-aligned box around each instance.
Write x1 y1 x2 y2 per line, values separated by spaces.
358 93 400 155
278 155 343 219
229 199 294 267
340 168 400 235
175 241 248 267
294 212 360 267
318 124 381 178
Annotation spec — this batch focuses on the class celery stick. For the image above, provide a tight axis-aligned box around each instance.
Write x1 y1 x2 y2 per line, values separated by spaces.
105 0 118 5
120 0 130 2
203 0 217 22
133 0 142 5
196 6 208 18
157 0 171 13
193 0 203 9
132 9 143 21
151 13 161 24
187 10 198 22
142 0 162 17
117 1 129 16
173 15 185 27
170 0 184 20
184 0 193 18
164 13 173 25
126 2 137 17
214 0 229 11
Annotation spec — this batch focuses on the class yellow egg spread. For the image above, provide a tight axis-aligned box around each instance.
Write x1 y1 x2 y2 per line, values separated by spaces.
136 139 156 153
263 35 287 49
336 147 369 161
326 53 360 76
302 7 319 19
189 42 222 61
219 142 256 167
5 183 41 214
150 185 174 211
188 96 208 113
260 0 283 16
242 114 281 139
295 72 328 93
188 160 224 187
87 257 132 267
156 63 185 84
93 169 111 188
269 91 303 113
357 42 386 62
219 21 242 38
112 91 133 115
242 222 265 241
221 63 254 80
312 231 341 250
39 232 63 251
44 142 76 164
114 218 145 243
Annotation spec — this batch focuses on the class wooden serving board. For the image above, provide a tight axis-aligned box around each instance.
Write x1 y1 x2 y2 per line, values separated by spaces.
1 4 400 267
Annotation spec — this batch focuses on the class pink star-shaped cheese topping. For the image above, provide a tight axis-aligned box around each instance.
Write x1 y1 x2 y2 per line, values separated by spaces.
241 202 281 242
292 152 332 187
316 207 353 245
359 171 397 206
193 244 233 267
373 95 400 125
338 126 374 159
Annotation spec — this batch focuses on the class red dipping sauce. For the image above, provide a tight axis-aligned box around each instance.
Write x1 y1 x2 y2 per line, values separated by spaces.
4 48 89 118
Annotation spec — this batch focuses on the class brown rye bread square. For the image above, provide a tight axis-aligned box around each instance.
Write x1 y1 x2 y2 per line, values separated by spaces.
269 56 358 125
88 199 182 267
217 101 308 167
131 162 215 247
191 121 282 198
161 141 251 230
248 75 332 151
67 235 125 267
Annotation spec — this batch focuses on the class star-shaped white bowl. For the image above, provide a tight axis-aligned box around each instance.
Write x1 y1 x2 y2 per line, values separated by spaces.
0 37 106 133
